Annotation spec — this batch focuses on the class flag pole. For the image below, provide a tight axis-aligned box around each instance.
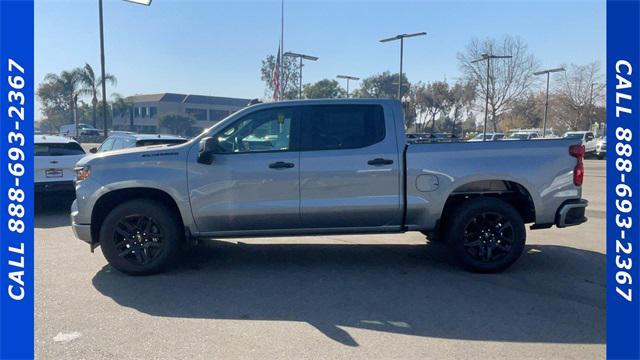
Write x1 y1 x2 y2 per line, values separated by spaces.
280 0 284 100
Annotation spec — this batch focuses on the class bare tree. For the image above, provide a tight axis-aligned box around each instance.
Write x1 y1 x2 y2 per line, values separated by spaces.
458 36 539 131
552 62 605 131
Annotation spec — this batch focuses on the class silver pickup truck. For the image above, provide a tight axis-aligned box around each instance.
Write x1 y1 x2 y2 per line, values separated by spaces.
71 99 588 275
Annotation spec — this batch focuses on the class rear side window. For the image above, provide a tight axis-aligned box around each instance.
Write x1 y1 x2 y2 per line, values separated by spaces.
35 142 85 156
301 105 385 151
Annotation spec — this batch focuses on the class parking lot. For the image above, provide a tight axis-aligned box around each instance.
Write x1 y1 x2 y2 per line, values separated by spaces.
35 160 605 359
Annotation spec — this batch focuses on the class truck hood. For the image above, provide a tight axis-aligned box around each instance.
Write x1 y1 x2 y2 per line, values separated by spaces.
76 144 188 167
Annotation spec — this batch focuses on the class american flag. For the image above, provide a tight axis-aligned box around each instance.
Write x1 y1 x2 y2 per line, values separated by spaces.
272 46 281 101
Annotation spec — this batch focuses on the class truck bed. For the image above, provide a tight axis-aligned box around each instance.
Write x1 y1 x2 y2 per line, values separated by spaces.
404 138 583 230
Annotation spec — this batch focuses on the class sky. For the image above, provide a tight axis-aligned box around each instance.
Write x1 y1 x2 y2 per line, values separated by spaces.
35 0 605 120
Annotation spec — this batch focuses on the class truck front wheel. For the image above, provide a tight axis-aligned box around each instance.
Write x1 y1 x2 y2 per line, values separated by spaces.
99 199 182 275
444 197 526 273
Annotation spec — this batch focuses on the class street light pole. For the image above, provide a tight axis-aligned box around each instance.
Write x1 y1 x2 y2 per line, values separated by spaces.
98 0 107 137
534 67 565 138
284 52 318 99
337 75 360 98
98 0 152 137
471 53 512 141
380 32 426 99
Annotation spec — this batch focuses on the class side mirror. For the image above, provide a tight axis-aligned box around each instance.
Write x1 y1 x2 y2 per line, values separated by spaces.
89 147 98 154
197 137 218 165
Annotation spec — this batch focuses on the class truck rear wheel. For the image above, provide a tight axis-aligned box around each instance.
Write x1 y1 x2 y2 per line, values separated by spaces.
99 199 181 275
444 197 525 273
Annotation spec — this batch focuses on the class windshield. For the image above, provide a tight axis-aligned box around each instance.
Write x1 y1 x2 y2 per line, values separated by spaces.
563 133 584 139
472 134 486 140
509 133 530 139
35 142 85 156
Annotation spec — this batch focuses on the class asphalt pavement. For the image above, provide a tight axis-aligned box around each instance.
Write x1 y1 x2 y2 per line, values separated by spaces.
35 160 606 359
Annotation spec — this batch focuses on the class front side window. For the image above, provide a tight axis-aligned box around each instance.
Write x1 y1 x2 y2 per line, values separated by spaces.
301 105 385 151
98 137 116 152
215 108 294 154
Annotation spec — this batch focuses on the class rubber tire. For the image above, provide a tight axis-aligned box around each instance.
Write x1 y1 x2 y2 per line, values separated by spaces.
444 197 526 273
100 199 181 275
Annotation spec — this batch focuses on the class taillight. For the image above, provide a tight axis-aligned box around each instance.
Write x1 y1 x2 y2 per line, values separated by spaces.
569 144 585 186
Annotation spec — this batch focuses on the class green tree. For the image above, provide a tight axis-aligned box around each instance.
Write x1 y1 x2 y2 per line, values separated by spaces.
37 68 85 133
449 81 477 135
500 92 543 131
303 79 345 99
111 93 134 131
78 63 117 128
158 113 196 136
414 81 452 133
352 71 410 99
260 54 301 100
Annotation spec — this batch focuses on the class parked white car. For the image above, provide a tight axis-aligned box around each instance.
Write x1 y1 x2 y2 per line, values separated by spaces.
90 132 188 153
468 132 505 142
563 131 597 155
596 136 607 159
35 135 86 193
505 131 540 140
59 123 101 137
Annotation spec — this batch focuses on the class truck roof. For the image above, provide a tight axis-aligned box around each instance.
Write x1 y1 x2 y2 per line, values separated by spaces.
248 98 401 109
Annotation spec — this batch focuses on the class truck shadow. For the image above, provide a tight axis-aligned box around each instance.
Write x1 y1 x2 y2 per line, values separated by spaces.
92 241 605 347
34 193 75 229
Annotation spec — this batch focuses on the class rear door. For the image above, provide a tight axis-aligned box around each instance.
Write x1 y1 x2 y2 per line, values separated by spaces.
299 104 402 229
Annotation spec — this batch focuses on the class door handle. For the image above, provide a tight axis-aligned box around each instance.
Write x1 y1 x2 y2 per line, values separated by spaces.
367 158 394 166
269 161 295 169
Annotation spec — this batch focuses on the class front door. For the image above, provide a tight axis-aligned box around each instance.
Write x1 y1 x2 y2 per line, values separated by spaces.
188 107 301 233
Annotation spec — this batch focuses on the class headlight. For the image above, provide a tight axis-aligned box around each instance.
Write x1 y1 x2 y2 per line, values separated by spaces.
75 166 91 182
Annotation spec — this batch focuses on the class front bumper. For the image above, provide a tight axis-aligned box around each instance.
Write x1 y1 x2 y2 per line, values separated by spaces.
556 199 588 228
71 199 93 246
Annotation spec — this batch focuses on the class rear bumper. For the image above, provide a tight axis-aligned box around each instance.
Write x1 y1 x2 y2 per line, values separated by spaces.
556 199 588 228
35 180 75 193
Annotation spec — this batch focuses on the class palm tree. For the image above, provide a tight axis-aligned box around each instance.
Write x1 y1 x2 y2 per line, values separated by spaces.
43 68 84 133
111 93 134 131
79 63 117 128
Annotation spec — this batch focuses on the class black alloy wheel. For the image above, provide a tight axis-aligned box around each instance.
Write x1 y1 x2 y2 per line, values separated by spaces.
113 214 164 266
462 212 514 263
